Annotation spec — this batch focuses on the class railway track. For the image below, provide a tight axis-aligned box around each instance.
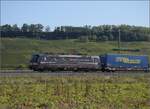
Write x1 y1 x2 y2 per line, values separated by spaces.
0 70 34 73
0 70 150 77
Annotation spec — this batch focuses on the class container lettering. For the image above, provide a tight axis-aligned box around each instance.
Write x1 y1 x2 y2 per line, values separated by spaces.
116 57 141 64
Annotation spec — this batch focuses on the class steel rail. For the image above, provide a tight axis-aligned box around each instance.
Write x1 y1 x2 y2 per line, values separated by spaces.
0 70 150 77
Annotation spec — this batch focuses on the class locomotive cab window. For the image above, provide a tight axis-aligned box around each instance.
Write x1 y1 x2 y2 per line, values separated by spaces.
30 55 39 62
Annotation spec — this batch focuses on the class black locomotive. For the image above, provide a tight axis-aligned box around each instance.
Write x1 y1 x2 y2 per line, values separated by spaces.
29 54 100 71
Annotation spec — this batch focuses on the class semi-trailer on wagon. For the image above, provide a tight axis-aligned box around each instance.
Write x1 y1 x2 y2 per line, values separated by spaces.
100 54 149 72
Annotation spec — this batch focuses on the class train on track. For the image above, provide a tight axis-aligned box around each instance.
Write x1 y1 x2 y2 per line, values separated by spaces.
29 53 149 72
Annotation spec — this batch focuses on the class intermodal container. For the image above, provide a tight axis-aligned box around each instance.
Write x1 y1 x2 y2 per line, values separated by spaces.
100 54 149 71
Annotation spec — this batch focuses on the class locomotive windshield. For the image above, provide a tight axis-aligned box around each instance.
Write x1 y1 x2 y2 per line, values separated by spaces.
30 55 39 62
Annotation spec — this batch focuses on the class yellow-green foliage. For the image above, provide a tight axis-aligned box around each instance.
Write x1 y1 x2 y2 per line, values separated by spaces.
0 75 150 109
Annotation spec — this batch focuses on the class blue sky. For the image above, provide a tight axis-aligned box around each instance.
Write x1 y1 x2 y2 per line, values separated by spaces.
1 1 149 29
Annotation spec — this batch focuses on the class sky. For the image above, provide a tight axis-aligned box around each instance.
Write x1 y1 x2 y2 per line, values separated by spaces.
1 1 150 30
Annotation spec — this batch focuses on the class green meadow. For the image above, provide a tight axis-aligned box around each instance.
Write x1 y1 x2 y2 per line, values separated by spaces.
1 38 150 69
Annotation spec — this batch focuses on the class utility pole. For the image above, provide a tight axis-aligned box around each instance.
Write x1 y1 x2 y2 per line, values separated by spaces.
118 29 121 53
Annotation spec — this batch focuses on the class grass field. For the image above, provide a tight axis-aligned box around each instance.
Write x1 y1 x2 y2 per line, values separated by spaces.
0 75 150 109
1 38 150 109
1 38 150 69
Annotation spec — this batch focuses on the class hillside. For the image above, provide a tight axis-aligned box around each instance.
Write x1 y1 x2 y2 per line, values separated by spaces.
1 38 150 69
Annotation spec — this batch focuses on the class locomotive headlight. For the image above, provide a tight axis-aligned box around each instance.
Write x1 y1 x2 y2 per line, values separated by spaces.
32 63 38 65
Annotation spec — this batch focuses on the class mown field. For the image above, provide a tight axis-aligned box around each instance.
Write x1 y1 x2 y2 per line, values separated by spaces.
1 38 150 69
0 75 150 109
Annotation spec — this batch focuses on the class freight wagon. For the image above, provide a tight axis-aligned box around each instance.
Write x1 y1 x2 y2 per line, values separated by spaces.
100 54 149 72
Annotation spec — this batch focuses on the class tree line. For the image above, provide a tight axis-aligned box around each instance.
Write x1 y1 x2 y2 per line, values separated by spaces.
1 24 150 42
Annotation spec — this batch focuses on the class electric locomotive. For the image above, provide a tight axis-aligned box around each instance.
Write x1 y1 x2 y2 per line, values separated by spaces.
29 54 100 71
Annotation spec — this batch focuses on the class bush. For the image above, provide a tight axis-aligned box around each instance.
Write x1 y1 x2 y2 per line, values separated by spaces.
78 36 89 42
16 64 27 69
88 35 97 41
